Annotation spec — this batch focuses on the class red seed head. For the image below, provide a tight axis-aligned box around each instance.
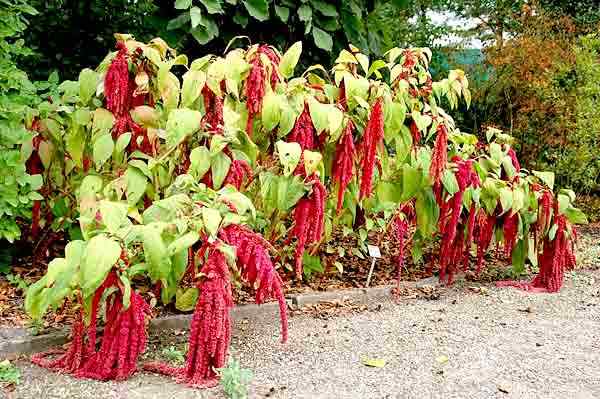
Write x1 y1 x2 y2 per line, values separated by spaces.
359 98 384 200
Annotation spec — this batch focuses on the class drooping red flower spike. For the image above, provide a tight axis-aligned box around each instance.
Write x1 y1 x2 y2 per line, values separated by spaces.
244 52 267 137
31 310 88 374
258 44 281 89
25 134 44 239
32 268 150 381
475 209 497 274
502 212 519 258
201 84 224 133
287 103 317 151
507 147 521 173
145 244 234 388
429 123 448 188
219 224 288 342
437 157 479 284
410 120 421 146
461 204 478 271
77 289 151 381
497 201 577 293
332 120 356 213
104 42 131 117
359 98 384 200
289 174 327 278
223 159 253 190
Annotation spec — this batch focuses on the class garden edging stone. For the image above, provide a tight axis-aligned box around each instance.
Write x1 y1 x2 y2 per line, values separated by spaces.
0 280 424 358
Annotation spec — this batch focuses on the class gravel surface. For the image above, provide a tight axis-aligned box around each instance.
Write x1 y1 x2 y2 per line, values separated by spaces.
7 269 600 399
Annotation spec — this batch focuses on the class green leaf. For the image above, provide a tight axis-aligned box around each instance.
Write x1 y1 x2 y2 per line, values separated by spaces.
66 126 85 168
564 207 588 224
115 132 132 156
200 0 223 14
511 238 526 276
415 190 438 236
142 223 172 281
93 134 114 170
276 141 302 176
242 0 269 21
376 181 402 203
119 274 131 310
125 166 148 205
261 91 281 131
219 190 256 218
532 171 555 191
202 207 222 237
308 99 329 134
166 108 202 148
167 12 191 30
312 26 333 51
311 0 338 17
78 68 98 104
191 18 220 45
274 5 290 22
211 152 232 189
181 70 206 108
175 287 199 311
499 187 513 213
143 194 191 224
99 201 130 233
279 42 302 79
303 150 322 176
298 4 312 21
190 146 211 179
175 0 192 9
190 6 203 28
80 235 121 298
302 252 323 279
512 188 524 213
441 169 459 196
167 231 200 256
401 165 422 201
278 100 298 137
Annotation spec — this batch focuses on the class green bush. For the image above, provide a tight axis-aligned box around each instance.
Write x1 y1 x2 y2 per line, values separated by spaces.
0 1 46 242
555 35 600 193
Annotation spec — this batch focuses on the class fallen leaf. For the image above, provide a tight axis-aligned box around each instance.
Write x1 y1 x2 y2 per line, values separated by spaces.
436 355 449 364
361 357 386 368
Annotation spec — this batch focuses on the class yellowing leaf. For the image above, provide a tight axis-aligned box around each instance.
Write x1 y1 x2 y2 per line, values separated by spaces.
303 150 322 176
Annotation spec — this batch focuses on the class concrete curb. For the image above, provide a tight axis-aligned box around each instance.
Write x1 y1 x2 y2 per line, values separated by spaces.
0 279 432 358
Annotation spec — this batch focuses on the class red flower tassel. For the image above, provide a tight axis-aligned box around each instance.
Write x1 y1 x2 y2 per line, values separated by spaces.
359 98 384 200
332 120 356 213
145 245 233 387
429 124 448 187
289 175 327 278
219 224 288 342
287 103 316 151
104 42 130 116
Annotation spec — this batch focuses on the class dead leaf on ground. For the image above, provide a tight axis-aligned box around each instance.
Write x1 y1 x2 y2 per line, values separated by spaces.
361 357 386 368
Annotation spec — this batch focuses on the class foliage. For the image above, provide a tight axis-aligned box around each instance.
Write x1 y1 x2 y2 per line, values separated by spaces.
469 8 600 193
0 360 21 385
23 33 584 387
22 0 160 81
0 0 46 243
218 357 253 399
166 0 412 60
162 345 186 363
555 35 600 193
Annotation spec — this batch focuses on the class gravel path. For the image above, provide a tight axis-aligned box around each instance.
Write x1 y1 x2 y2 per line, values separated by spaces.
8 269 600 399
